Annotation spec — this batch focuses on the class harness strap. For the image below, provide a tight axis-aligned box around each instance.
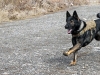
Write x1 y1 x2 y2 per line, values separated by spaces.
73 20 96 37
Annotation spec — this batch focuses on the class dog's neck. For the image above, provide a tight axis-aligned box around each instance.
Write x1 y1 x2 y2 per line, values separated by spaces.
72 21 86 35
77 21 86 32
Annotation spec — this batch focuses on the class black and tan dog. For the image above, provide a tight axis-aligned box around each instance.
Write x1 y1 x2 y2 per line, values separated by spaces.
63 10 100 65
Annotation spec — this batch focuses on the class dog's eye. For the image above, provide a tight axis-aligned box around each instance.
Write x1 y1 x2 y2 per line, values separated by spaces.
70 20 74 26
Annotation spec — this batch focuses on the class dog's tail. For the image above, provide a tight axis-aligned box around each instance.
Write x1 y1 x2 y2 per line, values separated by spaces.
97 13 100 18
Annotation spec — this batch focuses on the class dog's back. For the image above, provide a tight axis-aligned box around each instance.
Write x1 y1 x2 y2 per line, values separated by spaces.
97 13 100 18
95 13 100 31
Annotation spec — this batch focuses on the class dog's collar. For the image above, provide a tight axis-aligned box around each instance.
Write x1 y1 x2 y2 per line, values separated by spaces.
77 21 85 31
73 20 96 37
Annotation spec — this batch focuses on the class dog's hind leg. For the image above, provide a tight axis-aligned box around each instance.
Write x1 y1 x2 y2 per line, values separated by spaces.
95 31 100 41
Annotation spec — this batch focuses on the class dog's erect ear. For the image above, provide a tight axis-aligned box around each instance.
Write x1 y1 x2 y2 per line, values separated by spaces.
66 11 71 21
73 10 79 19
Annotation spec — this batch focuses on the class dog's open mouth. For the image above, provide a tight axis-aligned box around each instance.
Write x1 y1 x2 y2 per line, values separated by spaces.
68 29 72 34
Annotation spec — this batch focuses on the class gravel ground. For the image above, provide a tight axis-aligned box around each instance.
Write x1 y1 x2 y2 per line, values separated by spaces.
0 5 100 75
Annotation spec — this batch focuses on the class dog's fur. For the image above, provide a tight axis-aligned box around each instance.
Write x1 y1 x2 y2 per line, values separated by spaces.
63 10 100 65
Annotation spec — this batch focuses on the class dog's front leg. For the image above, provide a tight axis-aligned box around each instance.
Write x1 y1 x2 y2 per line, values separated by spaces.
63 43 81 56
63 43 81 65
70 51 78 65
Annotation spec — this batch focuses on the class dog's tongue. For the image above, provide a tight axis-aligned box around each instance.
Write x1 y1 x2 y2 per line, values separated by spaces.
68 29 72 34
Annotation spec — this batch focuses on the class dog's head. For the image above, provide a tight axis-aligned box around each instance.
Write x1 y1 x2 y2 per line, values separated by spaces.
65 11 81 34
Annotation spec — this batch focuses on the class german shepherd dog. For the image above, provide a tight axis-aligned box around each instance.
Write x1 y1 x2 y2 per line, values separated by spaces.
63 10 100 65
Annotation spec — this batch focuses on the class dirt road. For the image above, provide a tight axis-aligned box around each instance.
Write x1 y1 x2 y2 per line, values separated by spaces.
0 5 100 75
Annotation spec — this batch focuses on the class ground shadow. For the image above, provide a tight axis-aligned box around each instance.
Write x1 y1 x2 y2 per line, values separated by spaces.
46 55 72 68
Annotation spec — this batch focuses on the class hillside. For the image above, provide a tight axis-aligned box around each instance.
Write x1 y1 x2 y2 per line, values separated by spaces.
0 0 89 22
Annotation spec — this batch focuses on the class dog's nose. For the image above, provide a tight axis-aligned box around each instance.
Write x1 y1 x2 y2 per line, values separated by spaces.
65 25 68 29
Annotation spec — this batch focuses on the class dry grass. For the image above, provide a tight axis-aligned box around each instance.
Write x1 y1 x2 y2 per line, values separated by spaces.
73 0 88 5
0 0 89 22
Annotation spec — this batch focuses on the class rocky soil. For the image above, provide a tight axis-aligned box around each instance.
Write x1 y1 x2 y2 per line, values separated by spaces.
0 5 100 75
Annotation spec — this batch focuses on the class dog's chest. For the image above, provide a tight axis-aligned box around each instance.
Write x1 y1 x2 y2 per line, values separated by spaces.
72 28 96 47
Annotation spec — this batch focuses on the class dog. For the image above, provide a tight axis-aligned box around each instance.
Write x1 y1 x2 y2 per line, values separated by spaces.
63 10 100 65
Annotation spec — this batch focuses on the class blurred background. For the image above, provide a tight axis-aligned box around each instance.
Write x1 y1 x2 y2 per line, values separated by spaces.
0 0 99 22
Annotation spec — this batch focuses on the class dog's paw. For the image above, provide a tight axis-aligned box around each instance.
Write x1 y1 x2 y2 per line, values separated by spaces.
70 60 76 66
63 51 71 56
